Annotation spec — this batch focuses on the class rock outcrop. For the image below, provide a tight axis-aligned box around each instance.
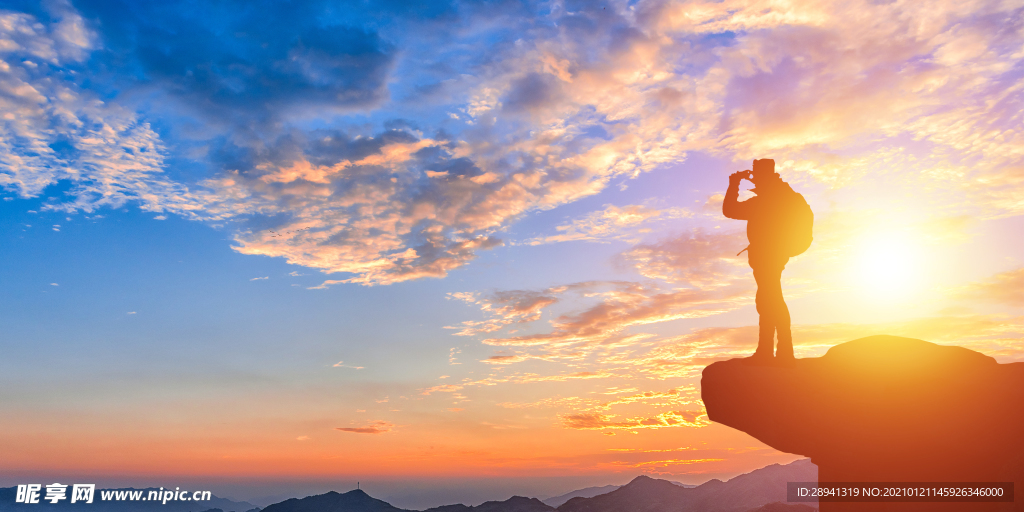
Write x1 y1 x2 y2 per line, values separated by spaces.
702 335 1024 511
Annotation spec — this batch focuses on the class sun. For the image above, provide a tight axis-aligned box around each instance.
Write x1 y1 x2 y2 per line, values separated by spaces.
852 232 924 301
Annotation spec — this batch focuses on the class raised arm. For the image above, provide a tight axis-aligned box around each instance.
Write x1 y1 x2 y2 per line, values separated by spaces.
723 171 755 220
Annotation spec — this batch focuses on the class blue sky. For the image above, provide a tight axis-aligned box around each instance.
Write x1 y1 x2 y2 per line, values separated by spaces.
2 0 1024 508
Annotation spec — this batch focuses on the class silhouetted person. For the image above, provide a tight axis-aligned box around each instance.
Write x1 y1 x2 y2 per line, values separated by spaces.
723 159 813 362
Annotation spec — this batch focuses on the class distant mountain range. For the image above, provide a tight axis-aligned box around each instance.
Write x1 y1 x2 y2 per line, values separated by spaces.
0 459 816 512
422 496 553 512
542 485 621 508
258 459 817 512
260 489 404 512
558 459 816 512
540 481 695 507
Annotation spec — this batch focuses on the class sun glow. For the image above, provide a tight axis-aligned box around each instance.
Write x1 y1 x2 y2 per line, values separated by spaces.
852 232 924 301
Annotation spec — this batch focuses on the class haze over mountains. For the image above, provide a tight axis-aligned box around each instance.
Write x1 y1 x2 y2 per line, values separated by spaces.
1 460 816 512
258 459 816 512
541 486 621 508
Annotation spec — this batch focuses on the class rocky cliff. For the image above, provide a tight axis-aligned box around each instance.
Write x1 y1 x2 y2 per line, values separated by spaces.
702 335 1024 511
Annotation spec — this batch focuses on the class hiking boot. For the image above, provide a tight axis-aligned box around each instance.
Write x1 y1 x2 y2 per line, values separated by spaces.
775 343 795 366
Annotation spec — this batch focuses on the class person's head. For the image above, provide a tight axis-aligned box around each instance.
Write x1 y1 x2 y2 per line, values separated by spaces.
751 158 778 184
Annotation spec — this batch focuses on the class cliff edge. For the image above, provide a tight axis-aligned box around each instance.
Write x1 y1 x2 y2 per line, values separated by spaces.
701 335 1024 511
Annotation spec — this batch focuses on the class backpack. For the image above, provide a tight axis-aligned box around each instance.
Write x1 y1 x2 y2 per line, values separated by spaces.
782 192 814 257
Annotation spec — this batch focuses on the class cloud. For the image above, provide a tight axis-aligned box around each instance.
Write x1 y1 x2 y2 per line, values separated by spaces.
481 422 527 430
444 273 757 379
440 264 763 392
196 128 552 286
640 0 1024 159
213 0 1021 282
617 229 749 287
448 347 461 365
475 280 751 353
600 389 687 410
502 72 565 114
4 0 1024 287
561 410 709 431
72 0 395 126
482 354 530 365
5 2 714 285
613 457 726 468
525 204 691 245
450 290 1024 402
0 8 189 215
417 371 617 401
419 384 463 396
335 420 393 434
307 280 346 290
498 396 592 410
952 267 1024 307
446 289 559 336
499 388 691 413
332 361 364 369
249 276 269 281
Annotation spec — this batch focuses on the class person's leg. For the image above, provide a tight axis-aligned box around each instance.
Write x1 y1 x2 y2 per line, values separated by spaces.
775 289 793 359
773 255 793 359
753 259 790 357
751 264 776 357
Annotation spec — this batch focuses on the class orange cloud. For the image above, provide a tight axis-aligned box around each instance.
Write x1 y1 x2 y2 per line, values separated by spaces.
615 458 726 469
498 396 592 410
420 384 464 396
952 267 1024 307
335 420 393 434
561 409 709 431
600 389 686 410
479 281 751 351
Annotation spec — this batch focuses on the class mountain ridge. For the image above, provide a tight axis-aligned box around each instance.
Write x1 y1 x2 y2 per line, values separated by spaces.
557 459 816 512
0 460 816 512
251 459 815 512
262 489 406 512
541 485 621 508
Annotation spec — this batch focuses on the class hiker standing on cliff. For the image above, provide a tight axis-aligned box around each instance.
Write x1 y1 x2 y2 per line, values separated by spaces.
723 159 813 362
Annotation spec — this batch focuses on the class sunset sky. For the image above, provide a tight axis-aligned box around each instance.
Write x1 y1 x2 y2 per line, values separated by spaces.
2 0 1023 508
